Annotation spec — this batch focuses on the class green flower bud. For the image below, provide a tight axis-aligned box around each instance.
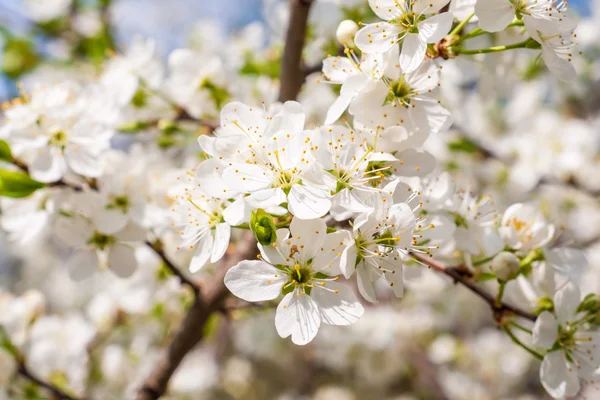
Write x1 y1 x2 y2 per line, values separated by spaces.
578 294 600 313
250 209 277 246
491 251 520 281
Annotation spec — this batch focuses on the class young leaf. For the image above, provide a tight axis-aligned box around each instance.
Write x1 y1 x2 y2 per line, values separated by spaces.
0 169 45 198
0 140 12 162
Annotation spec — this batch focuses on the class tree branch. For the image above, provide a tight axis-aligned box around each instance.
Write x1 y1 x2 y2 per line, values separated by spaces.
18 364 78 400
278 0 314 101
145 240 200 296
410 252 537 321
136 232 257 400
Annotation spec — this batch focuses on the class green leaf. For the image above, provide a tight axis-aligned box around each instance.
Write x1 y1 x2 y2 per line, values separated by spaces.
0 140 12 162
0 169 45 198
447 137 479 154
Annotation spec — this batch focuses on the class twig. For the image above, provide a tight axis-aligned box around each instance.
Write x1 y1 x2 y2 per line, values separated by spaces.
278 0 314 101
136 232 257 400
18 364 78 400
410 252 537 321
145 240 200 296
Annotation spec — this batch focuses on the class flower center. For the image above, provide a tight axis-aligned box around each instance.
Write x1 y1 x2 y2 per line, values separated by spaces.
107 195 131 214
88 231 115 250
386 77 414 107
391 11 422 32
273 168 301 195
363 161 393 187
49 130 68 148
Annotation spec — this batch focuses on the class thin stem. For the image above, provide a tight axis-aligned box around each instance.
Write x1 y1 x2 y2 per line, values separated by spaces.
495 281 506 308
453 27 486 45
452 39 535 55
510 321 533 334
410 252 537 321
449 12 474 36
145 240 200 296
472 254 496 267
502 326 544 360
18 364 78 400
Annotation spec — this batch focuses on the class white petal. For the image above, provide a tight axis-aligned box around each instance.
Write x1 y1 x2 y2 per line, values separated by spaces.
542 43 576 82
546 248 586 279
289 217 327 254
325 75 370 125
399 33 427 73
114 222 146 242
411 99 452 134
196 159 237 199
93 208 129 235
312 230 352 276
414 0 450 14
55 214 92 247
554 282 581 325
474 0 515 32
67 250 99 281
287 185 331 220
223 164 271 193
357 265 378 302
269 101 305 134
189 233 213 272
533 311 559 349
418 13 454 43
29 147 66 183
540 351 580 399
325 94 354 126
220 101 268 137
222 198 250 226
210 223 230 263
339 243 358 279
275 291 321 345
313 281 364 326
64 146 102 178
367 0 402 20
224 260 286 302
392 149 436 177
107 243 137 278
322 57 356 82
355 23 398 54
219 101 268 139
245 188 287 209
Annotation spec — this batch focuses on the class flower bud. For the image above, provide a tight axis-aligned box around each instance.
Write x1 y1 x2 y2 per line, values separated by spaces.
578 294 600 313
491 251 520 281
336 20 359 45
250 209 277 246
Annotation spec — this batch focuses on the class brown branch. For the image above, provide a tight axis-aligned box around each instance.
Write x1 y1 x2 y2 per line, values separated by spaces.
278 0 314 101
18 364 78 400
145 240 200 296
136 232 257 400
410 252 537 321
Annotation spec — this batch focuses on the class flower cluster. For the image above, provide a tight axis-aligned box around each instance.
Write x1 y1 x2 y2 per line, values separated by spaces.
0 0 598 398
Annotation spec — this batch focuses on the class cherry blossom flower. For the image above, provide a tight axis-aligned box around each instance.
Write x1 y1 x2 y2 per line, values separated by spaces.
224 218 363 345
355 0 454 73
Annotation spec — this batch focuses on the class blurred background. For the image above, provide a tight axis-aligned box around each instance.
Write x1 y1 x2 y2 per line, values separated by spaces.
1 1 600 400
